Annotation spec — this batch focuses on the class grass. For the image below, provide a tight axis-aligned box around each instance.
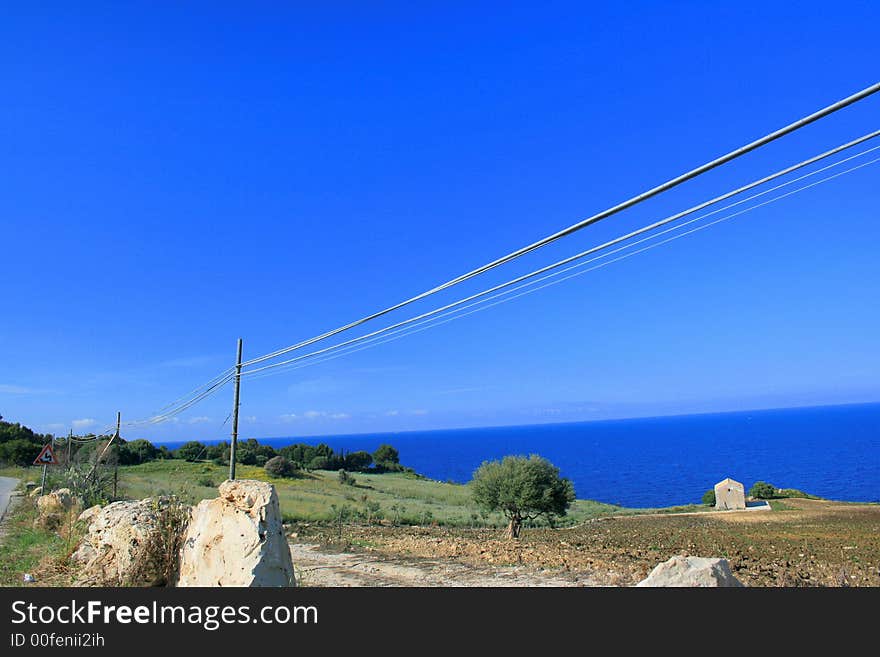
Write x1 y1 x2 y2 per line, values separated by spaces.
0 497 81 587
113 459 668 528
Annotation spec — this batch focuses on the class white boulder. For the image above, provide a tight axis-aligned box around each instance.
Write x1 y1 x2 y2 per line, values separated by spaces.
71 499 169 586
636 555 744 587
176 479 295 587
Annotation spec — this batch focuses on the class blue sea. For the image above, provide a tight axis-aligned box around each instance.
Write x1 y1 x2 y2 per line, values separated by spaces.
167 403 880 508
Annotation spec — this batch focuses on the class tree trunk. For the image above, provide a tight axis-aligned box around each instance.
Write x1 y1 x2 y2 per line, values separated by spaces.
506 515 522 540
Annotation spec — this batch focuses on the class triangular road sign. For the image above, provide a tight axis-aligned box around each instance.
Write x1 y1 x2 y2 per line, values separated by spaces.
33 444 58 466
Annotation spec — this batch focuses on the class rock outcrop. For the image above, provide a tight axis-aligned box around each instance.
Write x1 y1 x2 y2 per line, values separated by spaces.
636 555 744 587
77 504 103 525
34 488 81 530
36 488 78 514
177 479 295 587
72 499 169 586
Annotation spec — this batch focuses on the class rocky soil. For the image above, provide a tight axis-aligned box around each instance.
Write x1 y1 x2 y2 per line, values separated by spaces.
290 499 880 587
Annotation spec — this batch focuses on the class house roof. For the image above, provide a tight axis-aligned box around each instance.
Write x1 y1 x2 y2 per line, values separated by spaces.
714 477 744 489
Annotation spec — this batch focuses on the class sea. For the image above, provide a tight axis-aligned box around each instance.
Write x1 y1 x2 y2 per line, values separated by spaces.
162 402 880 508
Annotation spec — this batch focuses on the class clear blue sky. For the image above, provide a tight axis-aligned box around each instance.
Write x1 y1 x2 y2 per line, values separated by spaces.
2 2 879 441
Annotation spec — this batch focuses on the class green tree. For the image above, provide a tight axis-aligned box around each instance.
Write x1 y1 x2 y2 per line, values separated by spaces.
344 450 373 471
749 481 777 499
372 444 403 471
174 441 206 462
0 439 42 466
471 454 575 539
309 455 330 470
264 455 296 478
118 439 160 465
373 444 399 465
702 489 716 506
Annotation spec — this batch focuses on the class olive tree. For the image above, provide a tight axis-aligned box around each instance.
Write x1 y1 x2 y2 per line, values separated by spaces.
471 454 575 539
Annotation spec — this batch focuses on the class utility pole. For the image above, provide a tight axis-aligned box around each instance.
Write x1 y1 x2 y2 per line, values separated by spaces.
89 411 120 484
66 429 72 468
113 412 120 498
229 338 243 481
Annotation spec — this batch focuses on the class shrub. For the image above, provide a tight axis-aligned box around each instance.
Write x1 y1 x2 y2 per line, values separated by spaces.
127 497 190 586
309 456 330 470
264 456 296 479
702 489 716 506
174 441 206 462
749 481 777 499
775 488 820 500
196 476 216 488
118 439 160 465
373 444 400 467
338 469 357 486
344 451 373 471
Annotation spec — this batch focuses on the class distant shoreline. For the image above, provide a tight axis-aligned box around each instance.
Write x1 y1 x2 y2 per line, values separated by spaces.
152 399 880 447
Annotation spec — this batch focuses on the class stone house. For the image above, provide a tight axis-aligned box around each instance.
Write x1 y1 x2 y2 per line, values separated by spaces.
714 477 746 510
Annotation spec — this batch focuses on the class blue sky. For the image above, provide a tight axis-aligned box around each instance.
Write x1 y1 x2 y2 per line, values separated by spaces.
2 2 879 441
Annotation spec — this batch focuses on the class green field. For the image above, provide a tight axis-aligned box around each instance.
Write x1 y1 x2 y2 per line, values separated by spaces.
2 460 707 529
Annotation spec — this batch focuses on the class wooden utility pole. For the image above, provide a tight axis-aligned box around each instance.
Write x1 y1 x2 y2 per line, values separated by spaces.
89 411 120 484
229 338 243 481
66 429 72 467
113 412 120 498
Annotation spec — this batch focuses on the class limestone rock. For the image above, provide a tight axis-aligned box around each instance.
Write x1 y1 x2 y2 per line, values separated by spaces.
177 479 295 587
77 504 103 525
637 555 744 587
36 488 77 515
72 499 170 586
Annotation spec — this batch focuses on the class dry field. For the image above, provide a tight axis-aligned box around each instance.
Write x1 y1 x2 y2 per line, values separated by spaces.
292 498 880 587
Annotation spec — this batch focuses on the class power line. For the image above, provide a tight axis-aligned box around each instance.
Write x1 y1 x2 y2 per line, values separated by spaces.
242 155 879 382
239 135 880 378
240 82 880 370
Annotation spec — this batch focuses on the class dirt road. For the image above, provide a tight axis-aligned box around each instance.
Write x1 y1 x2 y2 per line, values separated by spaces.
291 543 595 587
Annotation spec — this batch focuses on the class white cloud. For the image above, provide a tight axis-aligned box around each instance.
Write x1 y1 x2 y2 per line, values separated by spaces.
45 423 66 432
187 416 211 424
72 418 97 429
244 415 257 423
385 410 400 416
408 409 428 416
287 410 352 421
0 384 34 394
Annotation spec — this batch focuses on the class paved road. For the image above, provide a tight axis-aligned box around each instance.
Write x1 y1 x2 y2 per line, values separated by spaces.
0 476 19 520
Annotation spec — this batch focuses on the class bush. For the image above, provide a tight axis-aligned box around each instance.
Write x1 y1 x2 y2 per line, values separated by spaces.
264 456 296 479
338 469 357 486
702 489 716 506
174 441 206 462
0 439 42 467
118 439 160 465
373 444 400 467
309 456 330 470
344 451 373 471
127 497 190 586
749 481 777 499
775 488 820 500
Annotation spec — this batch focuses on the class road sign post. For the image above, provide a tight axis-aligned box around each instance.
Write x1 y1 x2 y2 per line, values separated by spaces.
34 440 58 496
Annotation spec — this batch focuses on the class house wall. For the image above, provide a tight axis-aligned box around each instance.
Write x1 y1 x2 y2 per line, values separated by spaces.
715 483 746 510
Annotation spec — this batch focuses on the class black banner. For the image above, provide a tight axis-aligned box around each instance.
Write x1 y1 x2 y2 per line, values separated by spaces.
0 586 873 652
